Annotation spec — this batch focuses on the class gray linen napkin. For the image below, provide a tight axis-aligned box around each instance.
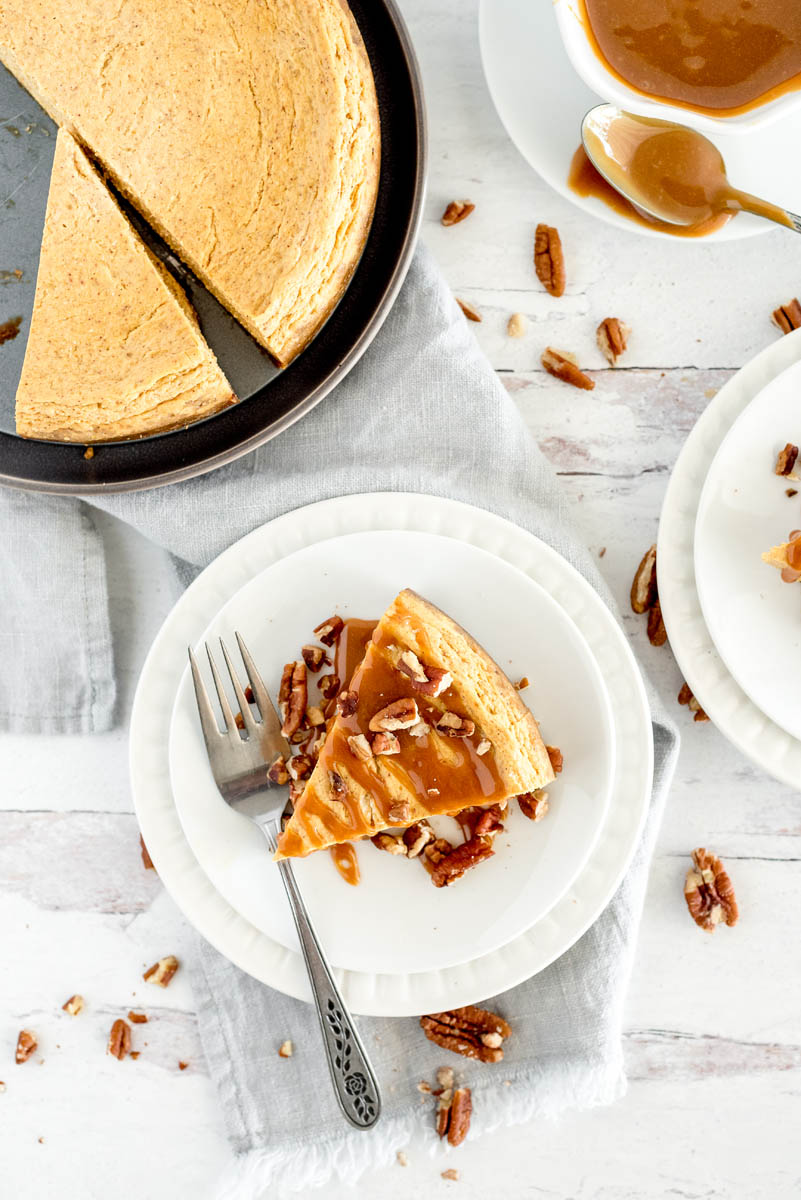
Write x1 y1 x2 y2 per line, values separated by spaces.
0 245 678 1195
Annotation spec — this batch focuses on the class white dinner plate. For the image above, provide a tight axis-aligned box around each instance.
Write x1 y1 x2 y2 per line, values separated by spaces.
478 0 801 242
168 531 615 975
659 333 801 788
130 493 653 1015
695 362 801 741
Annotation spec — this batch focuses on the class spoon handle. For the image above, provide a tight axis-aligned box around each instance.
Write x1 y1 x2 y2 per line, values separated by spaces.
732 190 801 234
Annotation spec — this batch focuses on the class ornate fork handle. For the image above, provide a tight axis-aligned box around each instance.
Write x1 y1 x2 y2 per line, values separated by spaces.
257 817 381 1129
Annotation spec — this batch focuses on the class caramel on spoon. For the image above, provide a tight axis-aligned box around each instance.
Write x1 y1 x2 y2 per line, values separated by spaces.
581 105 801 234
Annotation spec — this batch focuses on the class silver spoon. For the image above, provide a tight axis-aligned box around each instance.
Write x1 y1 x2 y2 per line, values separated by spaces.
581 103 801 233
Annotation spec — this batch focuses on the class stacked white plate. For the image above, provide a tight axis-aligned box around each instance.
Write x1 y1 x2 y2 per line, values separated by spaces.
658 331 801 787
130 493 654 1016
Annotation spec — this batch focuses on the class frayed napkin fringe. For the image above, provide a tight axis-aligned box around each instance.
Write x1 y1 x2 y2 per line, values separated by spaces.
214 1061 626 1198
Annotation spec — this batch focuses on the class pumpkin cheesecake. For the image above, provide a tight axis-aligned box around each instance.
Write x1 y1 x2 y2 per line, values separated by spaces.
15 130 235 442
275 589 555 860
0 0 380 368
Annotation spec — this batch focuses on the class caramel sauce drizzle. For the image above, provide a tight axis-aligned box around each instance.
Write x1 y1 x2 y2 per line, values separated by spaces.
329 843 361 887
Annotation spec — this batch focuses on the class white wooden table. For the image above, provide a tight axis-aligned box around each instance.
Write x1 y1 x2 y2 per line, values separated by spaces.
3 3 801 1196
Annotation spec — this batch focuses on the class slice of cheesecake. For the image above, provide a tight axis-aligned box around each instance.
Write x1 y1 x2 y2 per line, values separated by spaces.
15 130 235 442
275 589 555 859
762 530 801 583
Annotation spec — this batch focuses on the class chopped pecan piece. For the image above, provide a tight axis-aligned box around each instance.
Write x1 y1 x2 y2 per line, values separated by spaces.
408 719 431 738
289 719 312 745
108 1019 131 1061
507 311 526 338
62 994 84 1016
15 1030 37 1064
475 738 491 755
541 347 594 390
441 1167 461 1181
306 705 326 727
288 753 313 781
403 820 434 857
515 676 530 690
534 224 566 297
420 1005 511 1063
279 661 307 738
347 733 373 761
596 317 630 365
314 615 344 646
336 689 358 717
289 779 306 805
772 298 801 334
456 297 481 322
371 832 408 856
685 848 738 932
267 755 290 785
441 200 475 226
372 731 401 755
397 649 427 683
128 1011 148 1024
139 835 155 871
278 1040 294 1058
143 955 179 988
647 599 667 647
678 683 708 722
631 545 658 614
407 664 452 697
472 805 504 837
426 835 495 887
775 443 799 476
368 698 419 732
437 1086 472 1148
434 711 476 738
329 770 347 795
301 645 329 672
546 745 563 773
319 673 341 700
387 800 412 824
518 790 549 821
787 488 798 497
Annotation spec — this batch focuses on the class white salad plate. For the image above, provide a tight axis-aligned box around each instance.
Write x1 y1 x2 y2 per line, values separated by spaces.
694 361 801 742
659 332 801 788
168 531 615 976
479 0 801 241
130 493 654 1015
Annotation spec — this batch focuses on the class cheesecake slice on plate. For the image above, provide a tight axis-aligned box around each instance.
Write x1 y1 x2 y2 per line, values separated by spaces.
275 589 555 859
15 130 235 442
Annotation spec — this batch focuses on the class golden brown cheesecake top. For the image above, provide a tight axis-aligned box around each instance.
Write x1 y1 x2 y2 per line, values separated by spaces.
15 129 235 442
276 589 555 859
0 0 380 367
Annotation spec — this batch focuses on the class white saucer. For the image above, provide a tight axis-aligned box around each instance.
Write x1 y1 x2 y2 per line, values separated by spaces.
169 531 615 975
695 362 801 742
659 333 801 788
130 493 653 1015
478 0 801 241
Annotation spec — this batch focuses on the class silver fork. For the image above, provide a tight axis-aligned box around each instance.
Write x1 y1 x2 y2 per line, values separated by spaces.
188 632 381 1130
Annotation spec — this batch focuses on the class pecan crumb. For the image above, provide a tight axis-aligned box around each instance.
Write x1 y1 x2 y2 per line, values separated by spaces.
631 544 658 614
515 676 530 690
15 1030 37 1064
396 1150 408 1167
456 297 481 323
83 446 94 460
546 745 563 774
442 1168 461 1181
372 832 408 856
420 1005 511 1063
787 488 798 497
441 200 475 226
278 1040 294 1058
685 848 738 932
108 1019 131 1061
139 835 155 871
534 224 565 297
596 317 630 365
62 994 84 1016
507 312 526 338
775 443 799 476
178 1061 189 1071
128 1011 148 1024
772 298 801 334
541 347 594 390
678 682 708 721
143 955 179 988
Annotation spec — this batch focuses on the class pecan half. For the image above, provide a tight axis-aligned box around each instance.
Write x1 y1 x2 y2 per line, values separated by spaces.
647 599 667 646
541 347 594 390
301 645 329 672
442 200 475 226
507 312 526 338
434 712 475 738
368 698 419 732
372 731 401 755
775 443 799 476
336 689 358 717
426 835 495 888
456 297 481 322
596 317 630 365
108 1018 131 1060
772 298 801 334
372 832 408 856
62 994 84 1016
518 790 549 821
685 848 738 931
403 820 434 858
267 755 290 785
420 1005 511 1063
437 1086 472 1147
15 1030 37 1064
534 224 566 297
319 673 340 700
143 955 179 988
314 615 344 646
280 661 307 738
631 544 658 614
